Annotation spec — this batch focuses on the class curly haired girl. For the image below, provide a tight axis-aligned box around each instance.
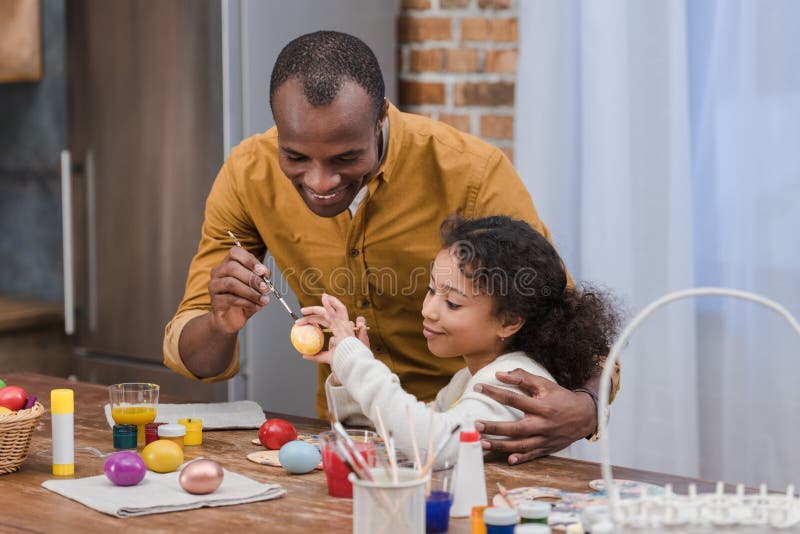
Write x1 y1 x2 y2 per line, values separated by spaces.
297 215 621 463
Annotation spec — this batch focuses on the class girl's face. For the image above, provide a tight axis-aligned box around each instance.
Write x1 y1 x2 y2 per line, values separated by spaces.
421 249 511 368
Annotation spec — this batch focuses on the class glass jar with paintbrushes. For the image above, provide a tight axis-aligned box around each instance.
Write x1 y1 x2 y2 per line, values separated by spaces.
319 425 377 498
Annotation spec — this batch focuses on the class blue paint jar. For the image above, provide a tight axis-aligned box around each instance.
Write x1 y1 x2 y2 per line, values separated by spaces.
425 490 453 532
483 506 518 533
113 424 138 450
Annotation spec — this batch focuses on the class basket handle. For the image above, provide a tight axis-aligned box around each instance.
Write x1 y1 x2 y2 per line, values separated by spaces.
597 287 800 518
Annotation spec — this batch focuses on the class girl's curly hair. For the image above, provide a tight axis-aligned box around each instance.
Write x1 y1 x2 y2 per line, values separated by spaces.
440 215 621 389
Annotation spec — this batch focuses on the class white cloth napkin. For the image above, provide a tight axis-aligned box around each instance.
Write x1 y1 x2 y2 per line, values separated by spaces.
104 401 267 429
42 466 285 517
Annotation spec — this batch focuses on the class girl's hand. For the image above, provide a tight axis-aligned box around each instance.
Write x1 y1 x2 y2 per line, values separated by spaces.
299 293 354 338
296 293 370 365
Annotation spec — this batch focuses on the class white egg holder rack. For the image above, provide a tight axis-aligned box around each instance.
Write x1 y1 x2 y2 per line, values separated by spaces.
597 288 800 531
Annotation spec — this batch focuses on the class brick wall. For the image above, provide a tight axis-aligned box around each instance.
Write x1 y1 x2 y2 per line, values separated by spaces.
397 0 518 162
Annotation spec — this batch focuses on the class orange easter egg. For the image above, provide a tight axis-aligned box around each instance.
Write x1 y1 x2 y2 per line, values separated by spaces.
290 324 324 355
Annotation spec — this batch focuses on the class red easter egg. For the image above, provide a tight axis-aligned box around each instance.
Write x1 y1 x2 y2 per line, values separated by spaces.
258 418 298 450
0 386 27 411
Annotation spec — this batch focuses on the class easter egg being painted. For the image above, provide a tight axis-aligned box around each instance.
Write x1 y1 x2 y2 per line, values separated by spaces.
290 324 324 355
104 451 147 486
179 459 224 495
279 440 321 474
141 439 184 473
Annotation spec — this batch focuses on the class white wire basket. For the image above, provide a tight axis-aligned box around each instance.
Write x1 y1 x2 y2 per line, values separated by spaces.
597 287 800 532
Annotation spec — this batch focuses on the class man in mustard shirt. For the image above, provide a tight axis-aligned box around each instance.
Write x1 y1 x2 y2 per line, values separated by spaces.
164 31 619 465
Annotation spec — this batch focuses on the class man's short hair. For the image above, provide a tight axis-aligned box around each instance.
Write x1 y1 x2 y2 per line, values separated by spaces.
270 31 385 121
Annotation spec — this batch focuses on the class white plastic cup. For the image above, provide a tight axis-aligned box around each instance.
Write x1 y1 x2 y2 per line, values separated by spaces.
349 467 428 534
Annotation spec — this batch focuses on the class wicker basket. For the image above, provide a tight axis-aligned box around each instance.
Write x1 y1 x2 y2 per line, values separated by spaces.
0 402 45 474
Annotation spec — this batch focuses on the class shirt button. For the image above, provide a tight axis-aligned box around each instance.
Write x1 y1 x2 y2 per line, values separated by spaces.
375 347 382 354
349 248 359 257
361 299 369 308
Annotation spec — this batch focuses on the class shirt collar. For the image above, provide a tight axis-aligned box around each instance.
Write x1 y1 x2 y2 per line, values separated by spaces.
377 114 389 168
371 102 403 184
347 114 390 216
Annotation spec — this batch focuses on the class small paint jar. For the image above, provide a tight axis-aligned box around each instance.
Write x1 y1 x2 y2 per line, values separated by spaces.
113 424 138 450
515 525 552 533
471 505 490 534
580 504 610 532
483 506 518 534
178 418 202 446
144 422 166 445
157 423 186 450
519 501 551 524
425 490 452 533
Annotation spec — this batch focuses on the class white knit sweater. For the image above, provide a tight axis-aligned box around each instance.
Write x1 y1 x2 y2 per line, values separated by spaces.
325 337 556 466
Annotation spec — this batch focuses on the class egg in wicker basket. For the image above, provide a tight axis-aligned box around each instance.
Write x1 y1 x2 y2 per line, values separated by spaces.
0 402 45 474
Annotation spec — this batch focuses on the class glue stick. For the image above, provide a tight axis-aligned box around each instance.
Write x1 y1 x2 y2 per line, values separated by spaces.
51 388 74 476
450 413 487 517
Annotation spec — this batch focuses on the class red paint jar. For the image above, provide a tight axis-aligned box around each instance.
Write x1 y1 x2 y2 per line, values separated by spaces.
144 422 166 445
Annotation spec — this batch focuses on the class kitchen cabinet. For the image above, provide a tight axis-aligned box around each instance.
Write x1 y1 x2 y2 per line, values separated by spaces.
65 0 226 400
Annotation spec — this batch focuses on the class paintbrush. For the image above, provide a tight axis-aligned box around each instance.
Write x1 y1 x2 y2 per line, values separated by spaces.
334 435 373 483
431 423 461 460
406 405 422 470
321 326 370 333
227 230 299 321
388 430 398 480
332 422 375 480
424 407 435 493
418 423 462 480
333 440 368 480
329 396 340 427
496 481 517 510
374 407 399 484
426 407 435 470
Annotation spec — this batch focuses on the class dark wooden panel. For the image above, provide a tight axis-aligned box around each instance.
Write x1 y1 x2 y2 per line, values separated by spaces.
73 352 227 402
0 328 73 378
66 0 222 363
0 297 62 332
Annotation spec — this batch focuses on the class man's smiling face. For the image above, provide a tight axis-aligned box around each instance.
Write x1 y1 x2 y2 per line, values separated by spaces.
272 78 386 218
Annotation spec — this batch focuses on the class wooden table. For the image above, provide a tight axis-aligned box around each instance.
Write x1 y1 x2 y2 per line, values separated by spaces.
0 372 712 532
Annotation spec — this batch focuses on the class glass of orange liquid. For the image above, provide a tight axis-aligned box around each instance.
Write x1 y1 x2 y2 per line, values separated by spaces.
109 383 159 444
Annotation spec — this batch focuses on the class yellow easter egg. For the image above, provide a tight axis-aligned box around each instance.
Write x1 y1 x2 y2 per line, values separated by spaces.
141 439 184 473
0 406 12 414
290 324 324 355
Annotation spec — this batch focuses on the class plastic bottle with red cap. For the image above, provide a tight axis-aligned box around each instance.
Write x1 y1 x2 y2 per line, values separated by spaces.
449 413 487 517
